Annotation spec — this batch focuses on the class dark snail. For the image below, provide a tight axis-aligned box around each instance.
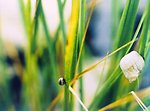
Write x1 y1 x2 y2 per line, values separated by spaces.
58 77 66 86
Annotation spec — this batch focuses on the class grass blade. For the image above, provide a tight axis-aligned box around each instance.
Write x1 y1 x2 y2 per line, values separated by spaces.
31 0 41 53
113 0 140 50
75 0 96 75
64 0 80 110
111 0 121 39
98 87 150 111
70 39 137 85
138 0 150 58
57 0 66 46
78 0 86 110
39 1 57 75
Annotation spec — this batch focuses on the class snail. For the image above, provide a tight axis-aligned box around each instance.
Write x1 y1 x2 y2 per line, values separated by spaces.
120 51 145 83
58 77 66 86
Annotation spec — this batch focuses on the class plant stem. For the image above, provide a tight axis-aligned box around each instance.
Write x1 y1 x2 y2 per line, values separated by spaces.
40 1 56 74
111 0 120 39
78 0 86 110
64 0 80 110
89 67 122 110
64 86 69 111
57 0 66 47
139 0 150 58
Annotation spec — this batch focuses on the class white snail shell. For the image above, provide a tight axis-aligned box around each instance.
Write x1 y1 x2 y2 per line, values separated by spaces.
120 51 145 83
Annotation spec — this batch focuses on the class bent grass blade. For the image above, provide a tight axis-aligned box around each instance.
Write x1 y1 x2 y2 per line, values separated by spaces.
70 39 137 85
98 87 150 111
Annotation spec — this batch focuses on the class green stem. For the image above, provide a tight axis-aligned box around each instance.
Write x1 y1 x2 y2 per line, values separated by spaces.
139 0 150 58
56 2 68 110
111 0 120 39
78 0 86 111
113 0 140 55
23 0 42 110
64 86 70 111
126 11 145 54
31 0 41 53
79 64 84 111
89 67 121 110
57 0 68 110
57 0 66 46
40 2 56 74
89 39 139 110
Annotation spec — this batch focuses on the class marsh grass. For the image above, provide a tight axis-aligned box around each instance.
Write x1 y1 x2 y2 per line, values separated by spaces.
0 0 150 111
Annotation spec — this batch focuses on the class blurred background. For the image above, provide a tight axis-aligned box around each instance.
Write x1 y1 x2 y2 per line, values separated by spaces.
0 0 150 111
